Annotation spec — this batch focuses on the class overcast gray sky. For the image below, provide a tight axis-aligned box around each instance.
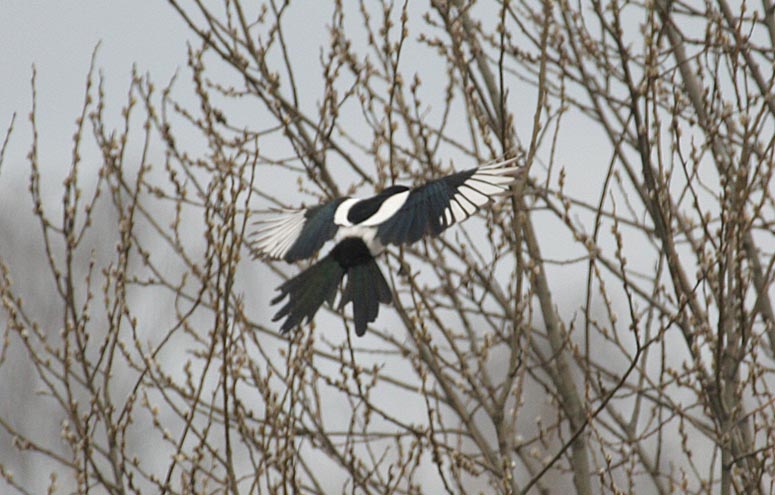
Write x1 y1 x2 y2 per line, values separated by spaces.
1 2 190 182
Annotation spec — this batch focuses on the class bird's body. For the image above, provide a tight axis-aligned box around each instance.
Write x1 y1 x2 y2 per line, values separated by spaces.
252 157 521 336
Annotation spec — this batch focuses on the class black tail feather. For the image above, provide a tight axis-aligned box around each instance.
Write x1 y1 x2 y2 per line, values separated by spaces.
271 254 345 333
272 247 392 337
339 259 392 336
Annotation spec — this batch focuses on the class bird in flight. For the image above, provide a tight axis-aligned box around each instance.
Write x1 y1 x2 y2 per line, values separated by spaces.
252 157 522 337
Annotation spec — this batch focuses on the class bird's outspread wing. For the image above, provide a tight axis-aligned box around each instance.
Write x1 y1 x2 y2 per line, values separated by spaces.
376 157 520 246
252 198 346 261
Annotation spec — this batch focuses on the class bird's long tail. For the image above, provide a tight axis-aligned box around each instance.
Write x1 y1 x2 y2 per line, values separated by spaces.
339 259 392 336
271 254 345 333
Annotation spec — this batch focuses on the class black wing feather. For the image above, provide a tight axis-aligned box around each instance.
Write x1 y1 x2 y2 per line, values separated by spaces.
376 169 473 246
375 161 519 246
252 198 346 262
284 200 345 261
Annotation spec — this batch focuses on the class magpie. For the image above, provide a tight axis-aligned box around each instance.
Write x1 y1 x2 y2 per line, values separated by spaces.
252 157 521 337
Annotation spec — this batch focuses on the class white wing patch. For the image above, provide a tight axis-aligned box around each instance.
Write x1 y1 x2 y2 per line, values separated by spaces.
439 158 520 225
252 209 308 259
361 190 410 226
334 198 360 227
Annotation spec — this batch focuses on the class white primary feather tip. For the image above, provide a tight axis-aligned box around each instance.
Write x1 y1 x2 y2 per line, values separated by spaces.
360 190 411 226
441 157 522 225
475 156 523 180
477 155 522 170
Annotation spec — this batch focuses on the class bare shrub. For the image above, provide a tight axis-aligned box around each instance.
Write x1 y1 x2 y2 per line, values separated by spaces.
1 1 774 494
